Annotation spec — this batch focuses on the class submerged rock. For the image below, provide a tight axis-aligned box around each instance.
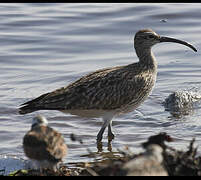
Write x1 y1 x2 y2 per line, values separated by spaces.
163 90 201 117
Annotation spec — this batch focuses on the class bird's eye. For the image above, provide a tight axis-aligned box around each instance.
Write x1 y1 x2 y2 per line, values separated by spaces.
148 35 155 39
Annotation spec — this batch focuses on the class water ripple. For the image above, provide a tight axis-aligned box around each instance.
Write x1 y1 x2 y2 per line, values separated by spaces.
0 3 201 163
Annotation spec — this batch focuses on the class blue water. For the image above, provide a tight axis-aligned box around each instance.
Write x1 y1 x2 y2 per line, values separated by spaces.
0 3 201 165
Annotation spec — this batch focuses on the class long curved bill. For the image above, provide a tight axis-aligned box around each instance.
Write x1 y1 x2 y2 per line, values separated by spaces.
160 36 197 52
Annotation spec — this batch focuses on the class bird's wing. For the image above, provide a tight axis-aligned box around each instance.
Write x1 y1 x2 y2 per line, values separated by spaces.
19 63 153 113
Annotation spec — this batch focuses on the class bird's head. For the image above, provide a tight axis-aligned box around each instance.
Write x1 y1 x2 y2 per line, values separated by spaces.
31 115 48 128
134 29 197 52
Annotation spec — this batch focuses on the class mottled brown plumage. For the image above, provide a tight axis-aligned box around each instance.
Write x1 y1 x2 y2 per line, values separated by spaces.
20 64 155 113
19 29 197 142
23 115 67 171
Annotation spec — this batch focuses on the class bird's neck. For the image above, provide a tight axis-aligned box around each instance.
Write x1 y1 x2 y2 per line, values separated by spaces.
136 47 158 71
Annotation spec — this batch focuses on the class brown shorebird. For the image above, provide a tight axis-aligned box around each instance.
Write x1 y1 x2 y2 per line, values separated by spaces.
19 29 197 142
23 115 67 172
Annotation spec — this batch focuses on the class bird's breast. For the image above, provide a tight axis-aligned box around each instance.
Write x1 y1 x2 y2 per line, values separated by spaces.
117 70 157 114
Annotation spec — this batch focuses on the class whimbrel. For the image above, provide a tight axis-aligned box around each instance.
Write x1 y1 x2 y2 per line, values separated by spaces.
19 29 197 142
23 115 67 172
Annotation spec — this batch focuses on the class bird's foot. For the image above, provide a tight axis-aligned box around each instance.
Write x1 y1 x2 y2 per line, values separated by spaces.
96 133 103 143
96 140 103 152
108 132 115 142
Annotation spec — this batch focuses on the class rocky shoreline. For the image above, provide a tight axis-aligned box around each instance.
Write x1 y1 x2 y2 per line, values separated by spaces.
4 132 201 176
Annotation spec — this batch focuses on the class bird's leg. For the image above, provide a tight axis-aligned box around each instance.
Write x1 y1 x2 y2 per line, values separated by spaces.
53 163 59 173
107 140 112 152
97 141 103 152
39 167 43 175
97 120 108 142
97 114 113 142
108 121 115 141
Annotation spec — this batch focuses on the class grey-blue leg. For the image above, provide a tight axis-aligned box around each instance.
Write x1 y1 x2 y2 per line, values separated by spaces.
108 121 115 141
97 114 114 142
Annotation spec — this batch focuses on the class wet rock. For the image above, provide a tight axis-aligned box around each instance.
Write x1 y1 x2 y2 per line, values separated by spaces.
163 90 201 117
8 165 81 176
163 138 201 176
78 133 201 176
4 133 201 176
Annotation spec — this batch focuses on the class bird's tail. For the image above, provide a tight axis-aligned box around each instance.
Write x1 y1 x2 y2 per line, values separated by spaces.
19 105 38 114
19 93 49 115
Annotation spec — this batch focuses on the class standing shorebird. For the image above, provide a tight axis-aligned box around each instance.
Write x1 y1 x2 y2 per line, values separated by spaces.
23 115 68 172
123 144 168 176
19 29 197 142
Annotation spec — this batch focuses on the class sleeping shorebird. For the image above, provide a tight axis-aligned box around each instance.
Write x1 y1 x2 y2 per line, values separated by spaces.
19 29 197 142
23 115 67 172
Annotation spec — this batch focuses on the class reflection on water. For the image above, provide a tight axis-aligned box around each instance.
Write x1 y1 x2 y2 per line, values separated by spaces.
0 3 201 164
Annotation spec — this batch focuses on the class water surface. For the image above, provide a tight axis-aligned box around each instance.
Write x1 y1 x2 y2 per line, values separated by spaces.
0 3 201 165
